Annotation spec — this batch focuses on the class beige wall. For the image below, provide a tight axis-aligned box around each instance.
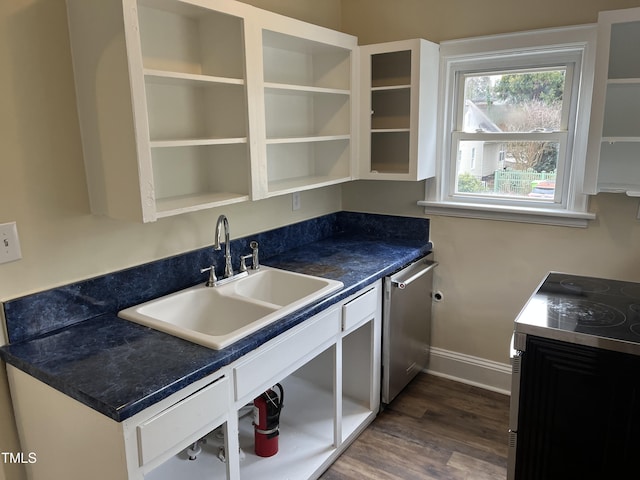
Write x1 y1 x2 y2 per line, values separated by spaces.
0 1 340 478
341 0 640 44
340 0 640 367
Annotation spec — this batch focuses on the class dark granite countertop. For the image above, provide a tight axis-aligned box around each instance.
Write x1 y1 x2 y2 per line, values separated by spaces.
1 231 431 422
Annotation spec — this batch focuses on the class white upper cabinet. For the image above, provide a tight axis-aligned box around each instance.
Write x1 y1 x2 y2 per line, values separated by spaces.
67 0 256 222
66 0 357 222
248 17 358 199
358 39 439 181
585 7 640 195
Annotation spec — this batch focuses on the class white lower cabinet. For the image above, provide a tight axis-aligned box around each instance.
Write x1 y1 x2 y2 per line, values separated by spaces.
6 367 236 480
7 281 381 480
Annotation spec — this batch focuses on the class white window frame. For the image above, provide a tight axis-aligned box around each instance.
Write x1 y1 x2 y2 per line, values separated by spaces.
419 25 598 227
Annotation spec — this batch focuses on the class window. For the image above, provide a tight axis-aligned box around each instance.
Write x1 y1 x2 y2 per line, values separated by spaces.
419 26 598 227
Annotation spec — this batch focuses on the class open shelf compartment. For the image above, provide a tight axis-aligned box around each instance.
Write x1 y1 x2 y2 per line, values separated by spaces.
137 0 245 79
238 347 338 479
152 143 250 216
262 30 351 91
265 140 351 196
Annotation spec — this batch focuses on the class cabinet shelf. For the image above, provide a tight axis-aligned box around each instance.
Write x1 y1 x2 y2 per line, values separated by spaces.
155 191 250 218
371 84 411 91
607 78 640 85
150 137 247 148
266 134 350 144
264 82 350 96
371 128 411 133
598 183 640 193
144 69 244 87
266 174 351 196
601 137 640 143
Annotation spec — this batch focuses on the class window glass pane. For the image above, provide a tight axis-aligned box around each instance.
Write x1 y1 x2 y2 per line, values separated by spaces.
455 140 558 201
462 69 566 133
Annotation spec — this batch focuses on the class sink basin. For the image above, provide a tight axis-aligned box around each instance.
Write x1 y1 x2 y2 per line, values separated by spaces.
118 266 343 350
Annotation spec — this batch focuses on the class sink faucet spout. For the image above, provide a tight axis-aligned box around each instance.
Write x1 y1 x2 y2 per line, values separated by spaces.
214 214 233 278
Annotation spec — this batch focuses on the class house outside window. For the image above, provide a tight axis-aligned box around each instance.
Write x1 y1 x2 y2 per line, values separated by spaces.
420 26 598 227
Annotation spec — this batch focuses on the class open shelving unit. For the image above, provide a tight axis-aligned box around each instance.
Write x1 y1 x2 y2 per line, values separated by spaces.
68 0 358 221
585 9 640 195
137 1 251 219
257 29 356 198
238 357 337 479
236 317 379 479
67 0 256 222
358 39 439 181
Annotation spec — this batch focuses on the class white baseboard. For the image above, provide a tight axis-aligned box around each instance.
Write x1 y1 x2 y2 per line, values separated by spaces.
426 347 512 396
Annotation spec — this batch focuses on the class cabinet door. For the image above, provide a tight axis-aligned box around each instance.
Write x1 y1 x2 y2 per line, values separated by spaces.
584 7 640 195
515 336 640 479
358 39 439 181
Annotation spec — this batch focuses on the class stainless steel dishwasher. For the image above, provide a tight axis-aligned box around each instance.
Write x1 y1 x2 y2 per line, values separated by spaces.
382 255 438 404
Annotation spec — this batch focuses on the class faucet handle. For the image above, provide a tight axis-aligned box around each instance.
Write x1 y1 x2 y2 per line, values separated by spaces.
200 266 217 287
249 241 259 270
239 254 252 272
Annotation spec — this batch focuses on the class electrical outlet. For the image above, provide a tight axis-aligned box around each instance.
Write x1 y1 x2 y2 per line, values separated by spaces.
292 192 301 211
0 222 22 264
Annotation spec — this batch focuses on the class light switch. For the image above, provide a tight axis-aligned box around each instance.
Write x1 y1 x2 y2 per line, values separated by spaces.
0 222 22 264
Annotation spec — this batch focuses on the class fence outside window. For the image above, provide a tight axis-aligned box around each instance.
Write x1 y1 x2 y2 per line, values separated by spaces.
493 169 556 196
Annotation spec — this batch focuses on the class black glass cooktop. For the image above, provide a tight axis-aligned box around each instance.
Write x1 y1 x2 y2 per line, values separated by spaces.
516 272 640 346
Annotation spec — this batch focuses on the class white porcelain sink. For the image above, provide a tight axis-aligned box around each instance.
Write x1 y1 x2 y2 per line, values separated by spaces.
118 266 343 350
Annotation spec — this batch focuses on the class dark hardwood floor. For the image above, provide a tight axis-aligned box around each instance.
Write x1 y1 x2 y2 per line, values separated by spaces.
321 373 510 480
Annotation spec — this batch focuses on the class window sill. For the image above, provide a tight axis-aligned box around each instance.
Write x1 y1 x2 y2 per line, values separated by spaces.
417 200 595 228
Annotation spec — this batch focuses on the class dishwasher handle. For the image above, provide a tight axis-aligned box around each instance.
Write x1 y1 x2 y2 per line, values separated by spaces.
391 260 438 289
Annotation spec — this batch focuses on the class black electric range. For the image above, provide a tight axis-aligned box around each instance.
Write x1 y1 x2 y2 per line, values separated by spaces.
514 272 640 355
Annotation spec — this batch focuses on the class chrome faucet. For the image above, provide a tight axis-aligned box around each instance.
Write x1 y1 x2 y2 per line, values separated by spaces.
214 214 233 278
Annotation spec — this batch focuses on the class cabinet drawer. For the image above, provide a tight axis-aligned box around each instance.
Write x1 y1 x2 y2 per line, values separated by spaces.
342 286 377 331
234 308 340 401
137 375 228 466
